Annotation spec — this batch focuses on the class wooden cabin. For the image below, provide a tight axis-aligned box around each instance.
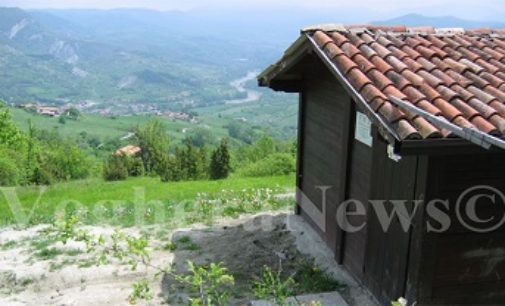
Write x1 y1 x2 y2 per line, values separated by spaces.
259 25 505 305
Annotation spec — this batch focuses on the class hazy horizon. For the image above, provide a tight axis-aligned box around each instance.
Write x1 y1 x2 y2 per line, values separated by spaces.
0 0 504 22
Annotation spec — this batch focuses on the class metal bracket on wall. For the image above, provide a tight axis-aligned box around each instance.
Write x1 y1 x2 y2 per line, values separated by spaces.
387 144 402 162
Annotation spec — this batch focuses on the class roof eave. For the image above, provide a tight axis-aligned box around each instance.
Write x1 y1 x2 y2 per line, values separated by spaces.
257 35 309 89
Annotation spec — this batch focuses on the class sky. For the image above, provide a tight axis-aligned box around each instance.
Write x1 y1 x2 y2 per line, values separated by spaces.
0 0 503 21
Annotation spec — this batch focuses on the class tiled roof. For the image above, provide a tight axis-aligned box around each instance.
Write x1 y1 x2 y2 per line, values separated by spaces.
306 25 505 141
114 145 141 156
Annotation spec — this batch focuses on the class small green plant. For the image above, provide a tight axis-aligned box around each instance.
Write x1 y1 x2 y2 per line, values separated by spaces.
178 235 191 243
181 261 235 306
176 236 200 251
129 279 153 304
47 215 235 305
294 262 343 293
0 240 17 250
163 241 178 251
34 247 64 260
252 265 295 306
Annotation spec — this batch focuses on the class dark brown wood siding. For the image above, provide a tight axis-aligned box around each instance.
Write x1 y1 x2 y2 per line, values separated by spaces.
298 66 352 256
416 154 505 305
342 107 373 280
363 137 419 305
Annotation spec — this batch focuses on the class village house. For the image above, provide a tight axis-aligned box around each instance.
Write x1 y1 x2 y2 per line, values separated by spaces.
36 106 63 117
260 25 505 305
114 145 141 156
164 111 192 121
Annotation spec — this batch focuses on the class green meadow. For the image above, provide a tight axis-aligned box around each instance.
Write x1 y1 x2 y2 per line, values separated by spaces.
0 174 295 227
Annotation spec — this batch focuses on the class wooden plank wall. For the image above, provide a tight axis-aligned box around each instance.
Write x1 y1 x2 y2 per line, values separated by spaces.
342 106 373 280
417 153 505 305
364 137 419 305
298 64 351 257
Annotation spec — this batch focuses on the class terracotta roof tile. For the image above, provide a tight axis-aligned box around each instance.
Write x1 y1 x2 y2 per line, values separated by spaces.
369 56 394 74
387 71 412 91
305 25 505 140
418 70 443 87
450 84 475 102
460 59 485 74
313 31 334 48
395 119 422 140
458 48 481 62
377 101 406 123
475 59 500 74
465 72 491 88
432 70 457 87
389 46 409 60
484 86 505 103
330 32 351 47
341 42 362 59
401 45 422 60
361 83 388 106
490 59 505 73
353 54 376 74
446 70 473 88
405 37 423 49
347 67 372 91
401 69 425 86
324 43 345 59
416 45 437 59
332 54 358 74
483 47 505 61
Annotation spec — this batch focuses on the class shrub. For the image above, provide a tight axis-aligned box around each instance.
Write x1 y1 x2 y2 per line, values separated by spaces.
238 153 295 177
103 155 128 181
127 157 145 177
0 155 19 186
31 166 54 185
40 144 91 181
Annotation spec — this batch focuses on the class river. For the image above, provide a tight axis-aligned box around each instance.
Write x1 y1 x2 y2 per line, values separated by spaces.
225 71 262 104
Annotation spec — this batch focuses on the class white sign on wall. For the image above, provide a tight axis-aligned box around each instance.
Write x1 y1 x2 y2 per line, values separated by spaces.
355 112 373 147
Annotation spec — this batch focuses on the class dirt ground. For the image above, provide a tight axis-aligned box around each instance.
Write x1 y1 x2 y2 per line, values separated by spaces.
0 212 375 305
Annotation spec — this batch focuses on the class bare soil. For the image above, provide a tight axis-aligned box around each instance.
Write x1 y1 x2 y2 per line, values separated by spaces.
0 212 374 305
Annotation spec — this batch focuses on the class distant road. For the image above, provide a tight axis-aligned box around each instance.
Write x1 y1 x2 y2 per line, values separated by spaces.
225 71 262 104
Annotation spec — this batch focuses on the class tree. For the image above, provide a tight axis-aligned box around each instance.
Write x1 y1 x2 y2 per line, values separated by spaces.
209 139 231 180
67 107 81 120
135 120 169 174
187 127 214 148
0 103 25 148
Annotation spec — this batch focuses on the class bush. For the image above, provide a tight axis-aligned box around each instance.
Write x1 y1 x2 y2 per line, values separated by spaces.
103 155 128 181
238 153 295 177
31 166 54 185
40 144 91 181
126 156 145 177
0 156 19 186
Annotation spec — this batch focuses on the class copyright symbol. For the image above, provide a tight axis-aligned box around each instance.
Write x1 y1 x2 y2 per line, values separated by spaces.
456 185 505 233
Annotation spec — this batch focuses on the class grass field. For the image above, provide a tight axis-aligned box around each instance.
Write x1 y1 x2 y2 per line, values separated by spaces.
10 108 231 142
0 174 295 226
